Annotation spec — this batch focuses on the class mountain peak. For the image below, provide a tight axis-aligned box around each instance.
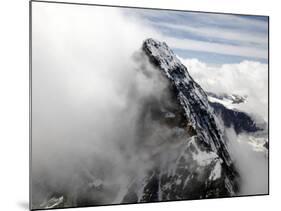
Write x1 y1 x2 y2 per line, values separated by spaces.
123 38 241 201
143 38 190 81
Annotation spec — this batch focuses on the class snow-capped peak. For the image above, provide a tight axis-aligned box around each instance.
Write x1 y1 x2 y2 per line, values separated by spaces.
141 38 239 196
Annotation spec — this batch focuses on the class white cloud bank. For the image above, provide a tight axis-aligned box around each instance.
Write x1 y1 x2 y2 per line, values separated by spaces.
31 2 171 206
180 58 268 122
180 57 268 195
226 128 268 195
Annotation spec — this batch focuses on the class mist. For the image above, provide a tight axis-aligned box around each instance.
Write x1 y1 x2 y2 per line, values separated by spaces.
31 3 177 206
225 127 268 195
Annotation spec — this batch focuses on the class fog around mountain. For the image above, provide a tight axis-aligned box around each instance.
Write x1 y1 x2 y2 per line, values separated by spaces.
31 2 268 209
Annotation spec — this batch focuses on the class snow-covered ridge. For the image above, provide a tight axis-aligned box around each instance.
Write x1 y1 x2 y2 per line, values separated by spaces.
143 38 234 165
140 38 239 198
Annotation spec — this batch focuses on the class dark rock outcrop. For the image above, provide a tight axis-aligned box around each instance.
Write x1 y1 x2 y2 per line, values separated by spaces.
122 38 240 202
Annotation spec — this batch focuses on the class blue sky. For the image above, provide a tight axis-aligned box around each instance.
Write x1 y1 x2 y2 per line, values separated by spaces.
125 8 268 64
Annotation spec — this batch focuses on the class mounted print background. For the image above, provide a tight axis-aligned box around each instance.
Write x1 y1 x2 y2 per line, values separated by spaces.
31 1 268 210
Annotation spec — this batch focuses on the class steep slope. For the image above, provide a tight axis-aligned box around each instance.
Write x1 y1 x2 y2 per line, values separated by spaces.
210 101 262 134
207 91 267 151
122 38 239 202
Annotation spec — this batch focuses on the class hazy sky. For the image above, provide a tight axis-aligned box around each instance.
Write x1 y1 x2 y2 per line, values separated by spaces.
32 2 268 65
124 7 268 64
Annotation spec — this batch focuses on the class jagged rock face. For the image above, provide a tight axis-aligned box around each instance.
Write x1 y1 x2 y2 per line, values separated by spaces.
210 102 262 134
142 39 232 164
206 91 266 134
122 38 239 202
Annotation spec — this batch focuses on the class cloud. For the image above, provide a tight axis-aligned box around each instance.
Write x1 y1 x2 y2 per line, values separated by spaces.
225 127 268 195
181 57 269 195
180 58 268 122
152 22 268 46
194 13 268 31
132 9 268 31
162 37 267 59
31 2 173 206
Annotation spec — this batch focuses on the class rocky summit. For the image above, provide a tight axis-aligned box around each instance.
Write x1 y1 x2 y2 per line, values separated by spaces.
122 38 240 203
